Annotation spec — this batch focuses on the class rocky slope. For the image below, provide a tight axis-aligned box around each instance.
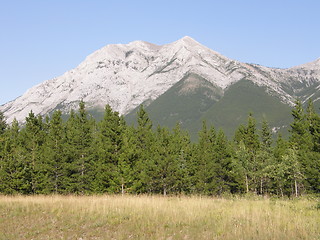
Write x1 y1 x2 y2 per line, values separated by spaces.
1 36 319 126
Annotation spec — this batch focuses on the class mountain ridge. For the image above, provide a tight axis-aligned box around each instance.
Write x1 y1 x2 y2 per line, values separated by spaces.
1 37 320 129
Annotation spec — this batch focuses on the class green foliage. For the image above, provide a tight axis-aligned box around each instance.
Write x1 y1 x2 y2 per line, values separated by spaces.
42 110 68 193
65 101 95 194
0 99 320 197
290 99 313 150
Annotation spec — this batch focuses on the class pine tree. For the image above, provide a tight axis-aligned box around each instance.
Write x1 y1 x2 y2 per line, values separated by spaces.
171 122 191 194
303 100 320 193
131 105 155 193
149 126 173 195
261 118 272 150
0 119 26 194
92 105 126 193
256 118 274 195
0 111 7 181
306 100 320 152
42 110 68 193
147 125 190 195
192 121 218 194
118 126 139 194
213 130 238 194
65 101 94 194
289 99 313 150
289 99 316 194
19 111 46 193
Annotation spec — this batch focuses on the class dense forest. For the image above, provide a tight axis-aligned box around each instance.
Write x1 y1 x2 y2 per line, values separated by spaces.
0 100 319 197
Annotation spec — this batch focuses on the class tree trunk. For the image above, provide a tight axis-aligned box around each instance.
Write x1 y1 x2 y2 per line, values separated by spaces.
163 186 167 196
121 183 125 196
294 178 298 197
55 169 58 194
245 175 249 193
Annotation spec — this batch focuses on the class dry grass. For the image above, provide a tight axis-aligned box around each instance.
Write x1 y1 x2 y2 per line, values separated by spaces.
0 195 319 240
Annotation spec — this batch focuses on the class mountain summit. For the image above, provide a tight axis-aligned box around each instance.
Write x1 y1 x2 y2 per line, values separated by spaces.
1 37 320 136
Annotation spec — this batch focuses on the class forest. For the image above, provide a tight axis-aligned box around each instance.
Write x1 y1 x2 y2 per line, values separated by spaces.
0 100 319 197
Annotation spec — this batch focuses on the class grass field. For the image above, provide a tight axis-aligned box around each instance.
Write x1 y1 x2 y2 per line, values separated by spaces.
0 195 319 240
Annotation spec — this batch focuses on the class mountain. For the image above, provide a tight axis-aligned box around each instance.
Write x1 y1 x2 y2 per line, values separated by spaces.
1 36 320 138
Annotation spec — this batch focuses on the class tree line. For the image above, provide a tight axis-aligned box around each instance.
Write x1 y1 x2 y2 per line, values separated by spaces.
0 100 319 196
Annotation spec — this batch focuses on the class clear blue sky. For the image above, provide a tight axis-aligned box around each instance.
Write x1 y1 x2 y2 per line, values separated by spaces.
1 0 319 105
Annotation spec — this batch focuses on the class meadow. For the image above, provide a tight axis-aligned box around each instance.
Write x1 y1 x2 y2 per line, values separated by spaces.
0 195 319 240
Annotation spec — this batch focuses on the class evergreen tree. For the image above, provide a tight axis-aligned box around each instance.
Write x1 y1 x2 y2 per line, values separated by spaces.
0 119 23 194
65 101 94 194
289 99 316 194
92 105 126 193
261 118 272 150
148 126 175 195
306 100 320 152
171 123 192 194
131 105 155 193
192 121 218 194
42 110 68 193
0 111 7 184
289 99 313 150
304 100 320 192
256 119 273 195
117 126 139 194
147 124 190 195
19 111 46 193
213 130 238 194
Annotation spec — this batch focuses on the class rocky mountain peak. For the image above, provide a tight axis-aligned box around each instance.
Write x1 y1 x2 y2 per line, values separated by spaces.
1 37 320 125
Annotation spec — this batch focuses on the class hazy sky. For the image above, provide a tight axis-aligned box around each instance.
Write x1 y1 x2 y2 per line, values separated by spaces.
1 0 319 105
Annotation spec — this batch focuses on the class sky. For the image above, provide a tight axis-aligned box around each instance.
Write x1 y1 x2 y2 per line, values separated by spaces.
1 0 319 105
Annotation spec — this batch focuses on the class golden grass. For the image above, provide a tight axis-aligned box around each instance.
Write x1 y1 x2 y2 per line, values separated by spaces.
0 195 319 240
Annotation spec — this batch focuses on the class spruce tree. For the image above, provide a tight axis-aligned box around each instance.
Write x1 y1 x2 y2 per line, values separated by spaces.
256 118 274 195
131 105 155 193
42 110 68 193
118 126 139 194
147 125 189 195
304 100 320 192
92 105 126 193
65 101 94 194
289 99 316 194
192 121 218 194
213 130 237 194
20 111 46 193
289 99 313 150
0 119 26 194
171 122 191 194
261 118 272 150
306 100 320 152
0 111 7 184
